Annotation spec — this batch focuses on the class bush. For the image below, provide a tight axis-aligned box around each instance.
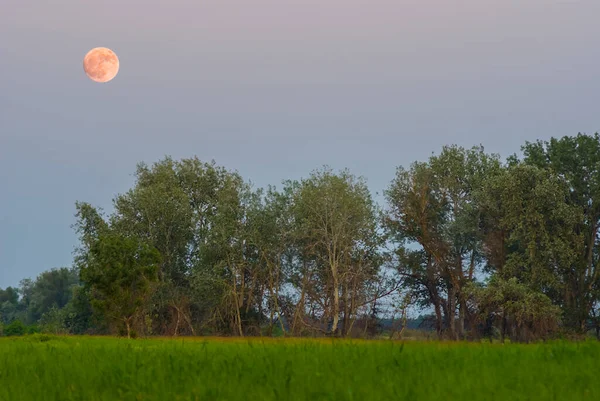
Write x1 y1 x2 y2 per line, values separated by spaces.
26 325 41 335
4 320 25 336
468 277 561 342
26 333 53 342
40 306 69 335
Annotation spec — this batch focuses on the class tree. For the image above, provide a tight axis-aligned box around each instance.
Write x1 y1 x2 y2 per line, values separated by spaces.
244 187 290 336
39 305 69 335
518 133 600 332
476 162 582 292
19 268 79 324
0 287 19 304
104 157 252 336
63 285 94 334
80 233 160 338
385 145 500 338
289 167 383 336
0 287 20 325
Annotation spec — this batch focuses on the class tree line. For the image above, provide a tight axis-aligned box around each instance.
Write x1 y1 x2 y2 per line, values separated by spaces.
2 133 600 342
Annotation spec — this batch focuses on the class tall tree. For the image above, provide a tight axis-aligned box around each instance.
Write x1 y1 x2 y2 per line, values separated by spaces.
518 133 600 331
244 186 292 336
385 145 499 338
76 157 258 336
290 167 382 336
473 162 583 339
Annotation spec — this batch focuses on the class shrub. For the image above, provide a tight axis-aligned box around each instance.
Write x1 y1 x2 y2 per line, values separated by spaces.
4 320 25 336
468 277 561 342
26 333 53 342
40 306 69 335
26 325 41 335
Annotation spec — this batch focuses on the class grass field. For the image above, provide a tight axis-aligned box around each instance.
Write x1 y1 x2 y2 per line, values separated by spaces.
0 335 598 401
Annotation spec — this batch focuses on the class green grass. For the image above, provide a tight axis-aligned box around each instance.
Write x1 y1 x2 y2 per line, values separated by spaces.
0 335 598 401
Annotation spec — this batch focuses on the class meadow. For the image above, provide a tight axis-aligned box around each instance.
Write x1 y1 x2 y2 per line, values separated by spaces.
0 335 598 401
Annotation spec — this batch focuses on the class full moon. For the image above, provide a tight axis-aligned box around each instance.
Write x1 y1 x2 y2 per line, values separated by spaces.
83 47 119 83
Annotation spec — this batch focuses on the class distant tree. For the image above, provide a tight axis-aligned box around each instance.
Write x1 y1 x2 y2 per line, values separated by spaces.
19 268 79 324
0 287 19 304
0 286 20 325
39 305 69 335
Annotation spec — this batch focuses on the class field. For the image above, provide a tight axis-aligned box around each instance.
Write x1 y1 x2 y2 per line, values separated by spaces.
0 336 598 401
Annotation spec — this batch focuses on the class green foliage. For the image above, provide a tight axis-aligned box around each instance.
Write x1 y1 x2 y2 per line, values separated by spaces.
468 277 561 342
385 145 500 338
0 287 19 304
0 301 19 326
63 285 94 334
19 268 79 324
4 320 25 336
476 163 582 289
519 133 600 331
80 233 160 338
74 157 251 336
289 167 383 336
0 286 21 325
39 305 68 335
1 337 599 401
26 333 54 342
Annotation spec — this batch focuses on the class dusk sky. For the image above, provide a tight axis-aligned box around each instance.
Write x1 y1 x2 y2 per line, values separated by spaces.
2 0 600 287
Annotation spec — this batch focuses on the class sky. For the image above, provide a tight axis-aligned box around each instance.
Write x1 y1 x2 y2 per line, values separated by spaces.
1 0 600 288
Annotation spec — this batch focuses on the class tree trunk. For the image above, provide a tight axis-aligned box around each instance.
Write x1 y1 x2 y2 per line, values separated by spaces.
432 293 443 337
236 300 244 337
446 284 457 340
342 282 349 337
273 261 286 337
330 264 340 336
125 318 132 339
292 266 311 336
269 303 275 336
458 298 467 339
501 311 507 343
173 308 180 337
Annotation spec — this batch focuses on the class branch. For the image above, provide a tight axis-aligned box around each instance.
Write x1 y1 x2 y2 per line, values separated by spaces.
355 282 403 309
